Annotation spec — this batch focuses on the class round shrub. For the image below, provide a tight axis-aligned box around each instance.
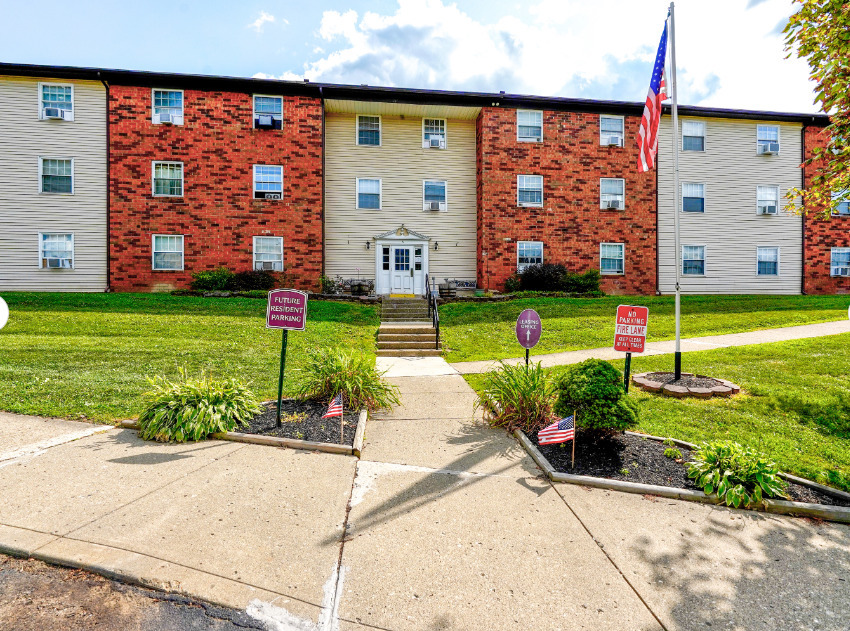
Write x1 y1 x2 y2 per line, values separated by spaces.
230 270 277 291
554 359 638 432
190 267 235 291
519 263 567 292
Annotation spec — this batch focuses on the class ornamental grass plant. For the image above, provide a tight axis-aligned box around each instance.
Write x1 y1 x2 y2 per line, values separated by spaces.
476 361 555 433
138 369 263 442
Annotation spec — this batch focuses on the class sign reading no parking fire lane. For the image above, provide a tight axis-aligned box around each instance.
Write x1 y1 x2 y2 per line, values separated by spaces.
614 304 649 353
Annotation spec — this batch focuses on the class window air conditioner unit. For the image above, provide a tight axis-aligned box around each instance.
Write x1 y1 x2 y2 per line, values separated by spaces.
607 136 623 147
428 136 445 149
263 192 281 200
43 107 63 119
257 114 274 128
758 203 777 215
606 200 622 210
45 258 68 269
157 112 173 125
758 142 780 155
261 261 276 271
426 201 441 211
833 267 850 277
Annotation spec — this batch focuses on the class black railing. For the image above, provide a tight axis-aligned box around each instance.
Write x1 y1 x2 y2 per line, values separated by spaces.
426 274 440 350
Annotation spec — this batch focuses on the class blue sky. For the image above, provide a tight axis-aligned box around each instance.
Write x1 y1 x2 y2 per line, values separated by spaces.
0 0 818 112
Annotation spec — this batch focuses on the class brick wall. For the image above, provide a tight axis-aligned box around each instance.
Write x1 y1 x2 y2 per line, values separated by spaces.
476 107 657 294
109 86 323 292
803 125 850 294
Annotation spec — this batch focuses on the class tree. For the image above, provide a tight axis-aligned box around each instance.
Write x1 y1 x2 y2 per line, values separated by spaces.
784 0 850 217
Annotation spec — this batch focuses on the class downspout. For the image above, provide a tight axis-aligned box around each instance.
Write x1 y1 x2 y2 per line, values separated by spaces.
319 86 326 286
98 72 111 292
800 125 806 295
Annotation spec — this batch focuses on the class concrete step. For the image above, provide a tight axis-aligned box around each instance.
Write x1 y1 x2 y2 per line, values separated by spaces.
377 341 442 350
376 349 443 357
377 333 438 342
378 325 437 335
380 317 432 323
381 309 430 316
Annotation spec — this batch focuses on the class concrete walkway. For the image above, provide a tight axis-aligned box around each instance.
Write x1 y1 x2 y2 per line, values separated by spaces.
451 318 850 374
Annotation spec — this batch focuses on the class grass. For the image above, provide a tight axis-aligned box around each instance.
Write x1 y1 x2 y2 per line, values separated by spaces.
464 333 850 492
441 294 850 362
0 293 379 423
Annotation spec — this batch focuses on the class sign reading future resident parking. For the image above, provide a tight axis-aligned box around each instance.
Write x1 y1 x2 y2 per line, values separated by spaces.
266 289 308 331
614 305 649 353
516 309 542 349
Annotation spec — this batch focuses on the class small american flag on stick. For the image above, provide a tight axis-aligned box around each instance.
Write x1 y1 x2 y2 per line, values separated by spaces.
322 393 343 419
538 415 575 446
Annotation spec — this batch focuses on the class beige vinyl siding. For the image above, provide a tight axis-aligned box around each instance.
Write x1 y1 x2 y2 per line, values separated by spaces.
324 113 477 282
658 116 803 294
0 75 107 292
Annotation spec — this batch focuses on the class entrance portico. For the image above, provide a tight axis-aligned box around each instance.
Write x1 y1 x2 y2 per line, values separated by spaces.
374 226 430 296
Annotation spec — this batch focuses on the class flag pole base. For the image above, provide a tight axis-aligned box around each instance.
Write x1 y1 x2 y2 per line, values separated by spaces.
674 351 681 381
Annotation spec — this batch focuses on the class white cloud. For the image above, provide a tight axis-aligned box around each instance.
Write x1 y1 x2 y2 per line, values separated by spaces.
249 11 276 34
260 0 819 112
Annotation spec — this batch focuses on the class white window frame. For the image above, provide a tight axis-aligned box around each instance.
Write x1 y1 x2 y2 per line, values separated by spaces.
252 94 283 130
517 175 544 208
152 161 184 197
756 246 780 277
756 124 780 155
600 178 625 210
517 241 544 272
517 110 543 143
356 114 382 146
253 165 284 200
422 180 448 211
151 88 184 125
599 115 625 146
681 182 706 213
422 118 447 149
756 185 780 215
252 236 284 271
152 234 185 271
38 82 74 121
38 232 74 270
356 178 382 210
682 244 706 276
599 242 625 276
682 120 706 152
38 157 75 194
831 247 850 277
831 190 850 217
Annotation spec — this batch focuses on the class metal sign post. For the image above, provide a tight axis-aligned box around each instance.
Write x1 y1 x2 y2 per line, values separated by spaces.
516 309 542 368
266 289 308 427
614 305 649 393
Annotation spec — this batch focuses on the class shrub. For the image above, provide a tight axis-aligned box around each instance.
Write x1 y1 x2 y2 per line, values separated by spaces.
664 447 683 460
518 263 568 292
476 361 555 433
138 370 263 442
554 359 638 433
231 270 277 291
190 267 235 291
296 347 400 411
687 441 788 508
504 274 522 293
662 437 676 447
561 269 601 294
320 275 343 294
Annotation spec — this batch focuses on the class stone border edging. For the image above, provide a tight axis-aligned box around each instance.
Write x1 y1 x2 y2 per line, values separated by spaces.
631 372 741 399
117 409 367 457
514 429 850 524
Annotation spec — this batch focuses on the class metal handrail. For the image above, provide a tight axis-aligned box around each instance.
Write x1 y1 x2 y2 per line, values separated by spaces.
425 274 440 350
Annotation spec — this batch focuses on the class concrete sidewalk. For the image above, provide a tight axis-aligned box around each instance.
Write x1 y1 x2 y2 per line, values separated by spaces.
451 318 850 374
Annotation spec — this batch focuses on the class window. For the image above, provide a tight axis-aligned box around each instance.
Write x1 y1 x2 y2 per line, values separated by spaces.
39 233 73 269
682 245 705 275
253 95 282 130
152 162 184 197
39 83 73 120
600 178 625 209
832 191 850 217
357 115 381 145
152 235 184 270
423 118 446 148
517 110 543 142
757 247 779 276
517 175 543 207
832 248 850 277
600 243 624 275
682 182 705 213
600 115 624 146
39 158 73 194
357 178 381 209
682 120 705 151
757 186 779 215
253 165 283 199
517 241 543 272
253 236 283 271
152 89 183 125
414 247 423 271
423 180 447 211
757 125 780 154
382 246 390 271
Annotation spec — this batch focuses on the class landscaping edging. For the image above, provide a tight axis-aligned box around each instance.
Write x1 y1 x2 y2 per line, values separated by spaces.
118 409 367 457
631 372 741 399
514 429 850 524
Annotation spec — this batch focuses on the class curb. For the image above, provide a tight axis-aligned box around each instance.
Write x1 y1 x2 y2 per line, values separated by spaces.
117 409 368 457
515 429 850 524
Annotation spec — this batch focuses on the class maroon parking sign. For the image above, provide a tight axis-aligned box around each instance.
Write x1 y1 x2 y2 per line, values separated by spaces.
266 289 308 330
516 309 542 349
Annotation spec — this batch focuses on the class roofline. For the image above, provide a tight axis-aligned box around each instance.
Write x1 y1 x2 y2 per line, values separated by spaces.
0 62 830 124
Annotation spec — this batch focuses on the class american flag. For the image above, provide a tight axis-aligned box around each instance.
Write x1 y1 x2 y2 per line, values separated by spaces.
322 393 343 419
538 415 575 446
637 17 670 173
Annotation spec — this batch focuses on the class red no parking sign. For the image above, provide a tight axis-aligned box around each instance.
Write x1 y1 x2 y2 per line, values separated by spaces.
614 305 649 353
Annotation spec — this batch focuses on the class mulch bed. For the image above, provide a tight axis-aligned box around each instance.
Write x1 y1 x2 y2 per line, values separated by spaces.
643 372 722 388
531 430 850 507
238 400 360 446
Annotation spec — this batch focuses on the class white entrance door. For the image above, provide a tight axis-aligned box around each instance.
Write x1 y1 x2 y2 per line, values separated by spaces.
391 246 413 293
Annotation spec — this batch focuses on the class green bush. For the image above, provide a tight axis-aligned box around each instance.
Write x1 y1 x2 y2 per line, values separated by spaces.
518 263 568 292
231 270 277 291
296 347 400 411
687 441 788 508
561 269 601 294
320 275 344 294
476 361 555 433
664 447 683 459
662 437 676 447
503 274 522 293
138 370 263 442
190 267 236 291
554 359 638 433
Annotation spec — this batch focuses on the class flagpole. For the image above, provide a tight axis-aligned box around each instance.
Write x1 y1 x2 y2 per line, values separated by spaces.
341 397 345 444
571 409 576 469
669 1 682 381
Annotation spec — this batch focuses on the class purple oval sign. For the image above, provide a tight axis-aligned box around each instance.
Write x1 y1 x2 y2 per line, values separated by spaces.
516 309 542 349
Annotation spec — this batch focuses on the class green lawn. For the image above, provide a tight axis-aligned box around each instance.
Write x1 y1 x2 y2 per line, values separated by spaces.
465 333 850 492
0 293 379 423
441 294 850 362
